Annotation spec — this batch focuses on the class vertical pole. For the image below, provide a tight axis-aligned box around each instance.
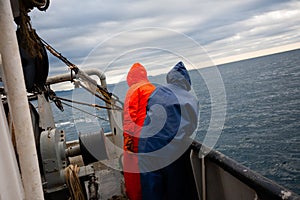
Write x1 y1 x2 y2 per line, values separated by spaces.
0 101 24 199
0 0 44 199
201 155 206 200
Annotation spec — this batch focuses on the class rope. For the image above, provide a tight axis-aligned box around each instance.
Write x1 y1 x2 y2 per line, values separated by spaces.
64 165 86 200
40 37 79 72
18 0 44 58
39 38 124 109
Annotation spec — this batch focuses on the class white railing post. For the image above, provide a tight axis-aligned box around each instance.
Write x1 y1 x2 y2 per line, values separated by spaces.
0 0 44 199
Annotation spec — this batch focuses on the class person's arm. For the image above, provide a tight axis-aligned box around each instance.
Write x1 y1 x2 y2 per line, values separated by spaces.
123 90 139 151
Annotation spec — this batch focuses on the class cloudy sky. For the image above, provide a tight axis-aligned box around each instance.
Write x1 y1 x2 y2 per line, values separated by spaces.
29 0 300 85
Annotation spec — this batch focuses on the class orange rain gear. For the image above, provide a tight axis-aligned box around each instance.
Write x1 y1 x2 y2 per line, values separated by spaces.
123 63 155 200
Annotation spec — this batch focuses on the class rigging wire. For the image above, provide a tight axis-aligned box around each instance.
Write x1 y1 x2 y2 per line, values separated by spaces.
61 101 109 122
39 37 124 108
40 38 108 97
77 81 123 110
46 86 120 121
54 95 120 111
46 86 119 122
39 37 78 73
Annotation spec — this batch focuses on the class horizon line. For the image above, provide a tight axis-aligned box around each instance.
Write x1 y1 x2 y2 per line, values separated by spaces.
211 42 300 66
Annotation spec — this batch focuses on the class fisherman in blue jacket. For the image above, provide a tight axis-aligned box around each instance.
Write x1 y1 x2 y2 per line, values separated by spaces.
138 61 199 200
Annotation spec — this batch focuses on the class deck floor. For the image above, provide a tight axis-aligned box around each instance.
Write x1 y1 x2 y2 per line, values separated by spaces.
80 161 127 200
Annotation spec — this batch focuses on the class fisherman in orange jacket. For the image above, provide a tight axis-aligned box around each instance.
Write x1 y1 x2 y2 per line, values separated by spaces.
123 63 155 200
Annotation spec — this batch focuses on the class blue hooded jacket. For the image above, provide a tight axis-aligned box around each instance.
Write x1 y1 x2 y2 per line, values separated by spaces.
138 61 199 172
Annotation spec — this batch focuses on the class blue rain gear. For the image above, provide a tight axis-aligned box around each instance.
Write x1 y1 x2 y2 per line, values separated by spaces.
138 61 199 200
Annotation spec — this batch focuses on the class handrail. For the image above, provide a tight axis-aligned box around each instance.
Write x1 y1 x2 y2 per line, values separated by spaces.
191 141 300 200
46 68 106 85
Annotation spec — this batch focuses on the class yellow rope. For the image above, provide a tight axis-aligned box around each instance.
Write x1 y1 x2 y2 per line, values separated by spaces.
64 165 86 200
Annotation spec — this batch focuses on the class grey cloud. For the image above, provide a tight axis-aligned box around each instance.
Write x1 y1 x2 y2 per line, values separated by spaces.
195 1 300 58
28 0 300 80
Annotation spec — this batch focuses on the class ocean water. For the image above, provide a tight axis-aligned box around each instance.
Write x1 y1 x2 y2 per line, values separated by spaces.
52 49 300 194
194 49 300 194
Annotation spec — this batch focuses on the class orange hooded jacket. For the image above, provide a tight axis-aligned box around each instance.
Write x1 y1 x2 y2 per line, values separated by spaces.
123 63 155 200
123 63 155 152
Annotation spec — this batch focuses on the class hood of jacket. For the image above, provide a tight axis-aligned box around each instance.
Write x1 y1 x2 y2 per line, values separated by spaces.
126 63 149 87
166 61 191 91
